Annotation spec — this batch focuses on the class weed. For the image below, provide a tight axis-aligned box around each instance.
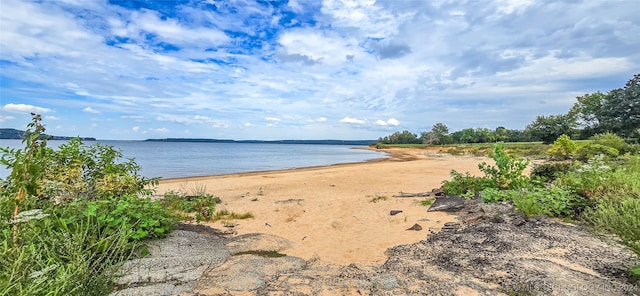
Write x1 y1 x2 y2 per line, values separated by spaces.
416 199 433 206
369 195 388 203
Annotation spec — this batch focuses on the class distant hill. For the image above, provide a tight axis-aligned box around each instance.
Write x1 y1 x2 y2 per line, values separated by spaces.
0 128 96 141
145 138 376 146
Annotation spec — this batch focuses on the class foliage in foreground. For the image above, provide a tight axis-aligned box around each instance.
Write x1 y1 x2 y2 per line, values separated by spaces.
0 114 176 295
441 136 640 276
442 143 530 196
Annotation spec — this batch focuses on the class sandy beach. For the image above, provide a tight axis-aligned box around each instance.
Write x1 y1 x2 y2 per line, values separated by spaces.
155 148 489 266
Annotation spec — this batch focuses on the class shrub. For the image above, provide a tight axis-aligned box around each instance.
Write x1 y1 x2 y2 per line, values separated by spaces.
482 186 585 217
442 170 489 196
530 161 576 182
161 191 220 223
478 143 530 190
576 143 619 161
547 134 577 160
590 133 629 154
0 114 175 295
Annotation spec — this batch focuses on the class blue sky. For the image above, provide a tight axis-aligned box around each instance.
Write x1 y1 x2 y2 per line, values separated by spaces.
0 0 638 140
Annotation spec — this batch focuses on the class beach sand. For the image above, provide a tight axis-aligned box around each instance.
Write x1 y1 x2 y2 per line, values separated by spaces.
155 148 489 266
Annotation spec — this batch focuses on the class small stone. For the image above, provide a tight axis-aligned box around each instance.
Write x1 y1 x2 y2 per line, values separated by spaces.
390 210 403 216
406 224 422 231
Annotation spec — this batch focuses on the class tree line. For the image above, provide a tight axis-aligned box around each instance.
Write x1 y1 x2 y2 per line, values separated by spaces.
378 73 639 145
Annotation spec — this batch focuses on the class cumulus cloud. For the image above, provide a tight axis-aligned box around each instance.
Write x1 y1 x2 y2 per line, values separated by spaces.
244 122 255 127
83 107 100 114
375 118 400 126
132 126 140 133
0 0 637 140
44 116 60 120
340 117 366 124
2 103 52 114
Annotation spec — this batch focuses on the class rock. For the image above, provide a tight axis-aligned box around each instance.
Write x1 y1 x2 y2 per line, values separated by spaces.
441 222 460 233
406 223 422 231
390 210 403 216
113 229 230 296
427 195 467 212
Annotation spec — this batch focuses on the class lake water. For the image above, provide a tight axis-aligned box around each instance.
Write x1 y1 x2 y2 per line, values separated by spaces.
0 140 386 179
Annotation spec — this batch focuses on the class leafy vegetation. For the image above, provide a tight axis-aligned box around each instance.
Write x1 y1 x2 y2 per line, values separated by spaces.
160 186 253 224
0 114 176 295
440 132 640 276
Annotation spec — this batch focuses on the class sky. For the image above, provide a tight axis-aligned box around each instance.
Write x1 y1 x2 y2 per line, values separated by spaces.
0 0 639 140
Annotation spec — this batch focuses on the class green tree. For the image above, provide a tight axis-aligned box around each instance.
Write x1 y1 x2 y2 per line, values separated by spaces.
378 130 421 144
569 91 608 138
494 126 509 142
525 114 577 144
422 123 450 145
601 74 640 139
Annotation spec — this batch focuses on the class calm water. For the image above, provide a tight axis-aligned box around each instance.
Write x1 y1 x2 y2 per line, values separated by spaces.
0 140 386 179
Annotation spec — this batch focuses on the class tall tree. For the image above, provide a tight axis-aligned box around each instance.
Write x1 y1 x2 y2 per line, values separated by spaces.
525 114 577 144
569 91 608 138
422 123 450 145
601 74 640 139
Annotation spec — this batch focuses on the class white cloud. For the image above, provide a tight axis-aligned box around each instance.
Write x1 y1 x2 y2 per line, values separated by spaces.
0 115 15 122
265 117 281 122
44 116 60 120
83 107 100 114
244 122 255 127
116 9 229 47
375 118 400 126
317 117 328 122
153 128 169 134
340 117 366 124
2 103 52 114
132 126 140 133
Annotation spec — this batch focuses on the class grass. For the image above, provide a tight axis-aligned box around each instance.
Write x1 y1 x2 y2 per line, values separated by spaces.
416 199 433 206
369 195 389 203
376 142 548 158
212 209 254 221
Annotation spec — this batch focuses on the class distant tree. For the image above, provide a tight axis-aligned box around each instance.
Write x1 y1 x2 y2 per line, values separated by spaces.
475 128 495 143
378 130 421 144
568 74 639 140
600 74 640 139
525 114 577 144
569 91 608 138
422 123 450 145
459 128 477 143
494 126 509 142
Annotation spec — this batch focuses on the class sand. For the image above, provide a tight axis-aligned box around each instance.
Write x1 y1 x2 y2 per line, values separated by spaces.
155 148 489 266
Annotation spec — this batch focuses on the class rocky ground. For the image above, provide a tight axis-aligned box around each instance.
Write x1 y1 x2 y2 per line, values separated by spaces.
113 196 639 296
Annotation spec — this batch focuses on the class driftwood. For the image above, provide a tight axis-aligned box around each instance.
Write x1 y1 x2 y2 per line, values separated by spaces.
393 192 434 198
393 188 444 198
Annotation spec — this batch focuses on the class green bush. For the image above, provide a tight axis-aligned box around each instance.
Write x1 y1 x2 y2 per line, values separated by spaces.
584 197 640 255
482 186 584 217
576 143 619 161
547 134 577 160
478 143 530 190
442 170 490 196
442 143 531 196
530 161 576 182
0 114 175 295
590 133 629 154
161 190 220 223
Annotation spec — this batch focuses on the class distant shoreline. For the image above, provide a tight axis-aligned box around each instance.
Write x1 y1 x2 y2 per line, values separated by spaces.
144 138 376 146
